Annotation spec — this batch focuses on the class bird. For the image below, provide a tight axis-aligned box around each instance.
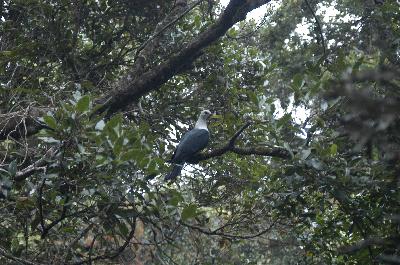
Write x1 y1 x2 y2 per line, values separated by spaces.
165 110 213 181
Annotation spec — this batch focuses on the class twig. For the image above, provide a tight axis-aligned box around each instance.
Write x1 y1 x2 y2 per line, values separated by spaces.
134 0 204 60
41 195 70 239
180 219 276 239
5 63 19 88
228 121 251 147
37 178 46 233
72 222 137 265
63 223 95 262
304 0 327 58
0 246 43 265
14 147 58 182
88 233 97 265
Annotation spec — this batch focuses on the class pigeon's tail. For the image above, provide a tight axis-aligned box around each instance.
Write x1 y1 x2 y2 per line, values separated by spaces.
165 164 183 181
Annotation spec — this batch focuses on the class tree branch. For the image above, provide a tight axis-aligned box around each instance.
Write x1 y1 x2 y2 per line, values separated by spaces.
228 121 251 147
187 122 291 163
1 1 273 141
37 178 46 234
377 255 400 264
128 0 193 80
338 237 397 254
304 0 326 58
180 219 276 239
14 147 58 182
0 246 44 265
134 0 204 63
95 0 273 115
0 108 50 141
72 222 137 265
40 195 70 239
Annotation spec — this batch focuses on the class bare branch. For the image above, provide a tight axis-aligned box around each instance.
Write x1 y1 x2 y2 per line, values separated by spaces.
72 222 137 265
187 122 291 163
0 246 44 265
228 121 251 147
41 195 70 239
14 147 58 182
180 219 276 239
134 0 204 63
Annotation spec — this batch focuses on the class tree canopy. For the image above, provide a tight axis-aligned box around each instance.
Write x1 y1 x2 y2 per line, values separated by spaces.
1 0 399 264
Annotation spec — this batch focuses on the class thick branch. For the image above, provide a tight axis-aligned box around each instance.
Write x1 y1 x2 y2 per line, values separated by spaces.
96 0 272 115
1 1 272 141
325 67 400 115
189 145 291 162
377 255 400 264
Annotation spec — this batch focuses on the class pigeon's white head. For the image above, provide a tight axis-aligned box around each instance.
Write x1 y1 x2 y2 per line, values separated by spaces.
199 109 212 120
195 110 213 130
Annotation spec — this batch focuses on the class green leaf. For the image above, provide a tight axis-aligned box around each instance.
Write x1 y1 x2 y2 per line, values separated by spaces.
76 95 90 112
300 149 311 160
277 113 292 129
352 56 364 73
118 222 129 235
0 50 16 58
146 159 158 175
330 144 338 156
95 120 105 130
168 190 184 207
120 149 143 162
43 115 57 129
105 114 122 135
308 158 324 170
248 91 259 106
113 137 123 156
181 204 198 221
8 160 17 177
81 80 94 90
38 137 60 144
16 197 35 209
292 73 304 90
283 142 294 158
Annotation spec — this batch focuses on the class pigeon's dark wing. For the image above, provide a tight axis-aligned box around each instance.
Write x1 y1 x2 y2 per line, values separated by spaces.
171 128 209 164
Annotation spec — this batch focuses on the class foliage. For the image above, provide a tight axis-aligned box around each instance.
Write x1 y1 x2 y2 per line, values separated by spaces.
1 0 400 264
